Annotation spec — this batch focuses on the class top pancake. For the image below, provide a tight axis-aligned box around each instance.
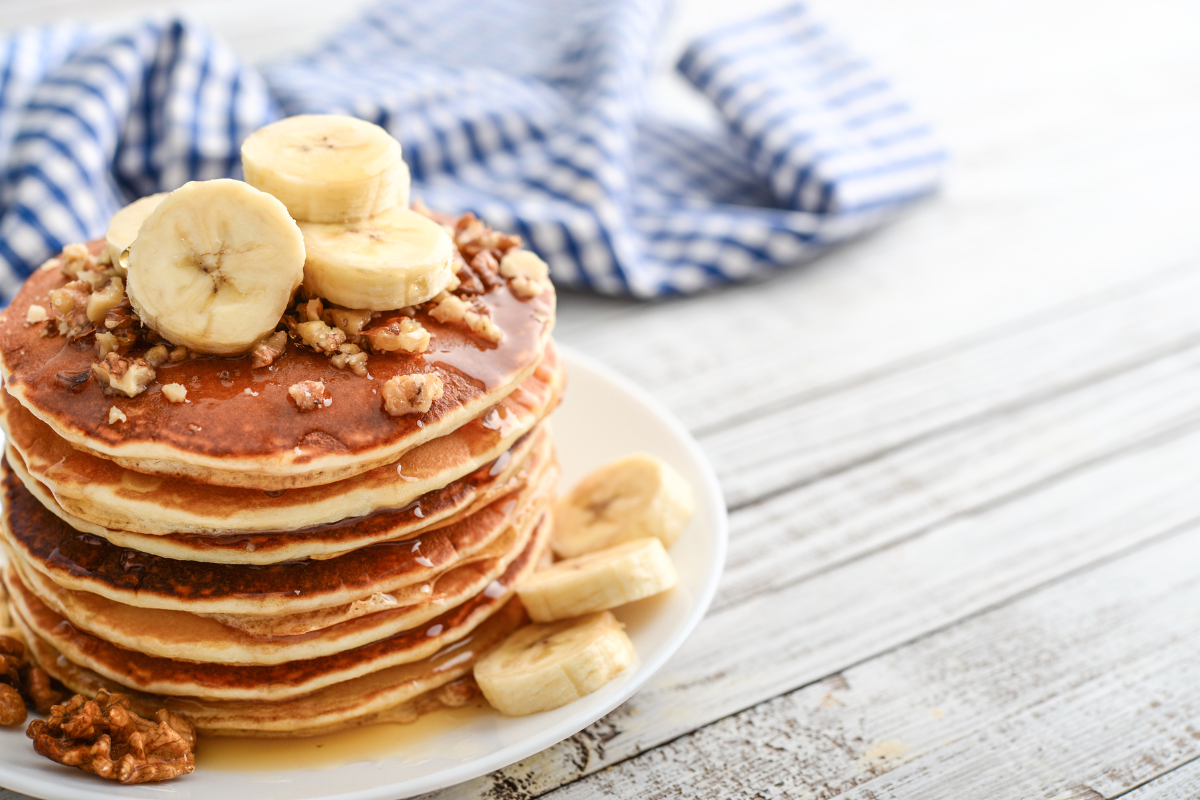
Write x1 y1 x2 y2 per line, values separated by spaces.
0 234 556 490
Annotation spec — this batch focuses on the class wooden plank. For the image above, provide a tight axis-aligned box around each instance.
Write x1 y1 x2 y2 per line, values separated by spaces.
701 264 1200 509
1121 759 1200 800
534 518 1200 800
428 411 1200 799
718 343 1200 609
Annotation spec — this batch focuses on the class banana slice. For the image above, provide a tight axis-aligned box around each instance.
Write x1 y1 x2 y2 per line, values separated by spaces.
126 179 305 355
518 538 678 622
105 192 168 267
299 206 455 310
553 454 695 558
242 114 404 223
474 611 634 716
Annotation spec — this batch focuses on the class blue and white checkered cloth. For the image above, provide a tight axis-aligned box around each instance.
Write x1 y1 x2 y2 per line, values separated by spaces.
0 1 943 300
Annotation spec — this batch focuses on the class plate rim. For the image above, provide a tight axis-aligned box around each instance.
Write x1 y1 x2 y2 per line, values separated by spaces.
0 344 729 800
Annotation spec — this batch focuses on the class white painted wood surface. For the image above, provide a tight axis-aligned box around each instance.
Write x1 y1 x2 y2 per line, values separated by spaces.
4 0 1200 798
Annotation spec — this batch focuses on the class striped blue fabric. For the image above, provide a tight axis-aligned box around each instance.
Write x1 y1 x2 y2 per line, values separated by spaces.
0 2 942 301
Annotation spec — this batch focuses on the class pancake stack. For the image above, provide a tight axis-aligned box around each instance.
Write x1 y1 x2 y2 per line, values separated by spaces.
0 115 563 737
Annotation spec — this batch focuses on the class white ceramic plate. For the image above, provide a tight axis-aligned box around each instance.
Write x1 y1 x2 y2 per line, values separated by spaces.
0 346 728 800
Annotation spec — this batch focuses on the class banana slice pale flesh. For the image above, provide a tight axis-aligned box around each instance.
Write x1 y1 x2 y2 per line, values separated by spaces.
474 611 634 716
299 206 455 310
126 179 305 355
553 454 695 559
105 192 168 267
518 537 678 623
242 114 406 224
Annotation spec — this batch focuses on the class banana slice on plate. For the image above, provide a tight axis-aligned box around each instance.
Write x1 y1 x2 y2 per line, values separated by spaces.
518 537 678 622
299 206 455 310
126 179 305 355
242 114 405 224
105 192 168 267
553 454 695 558
474 611 634 716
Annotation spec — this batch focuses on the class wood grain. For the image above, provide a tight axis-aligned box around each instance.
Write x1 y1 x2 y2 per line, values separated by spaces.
537 525 1200 799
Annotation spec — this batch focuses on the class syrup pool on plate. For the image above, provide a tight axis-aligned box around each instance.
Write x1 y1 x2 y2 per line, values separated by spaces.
199 701 497 772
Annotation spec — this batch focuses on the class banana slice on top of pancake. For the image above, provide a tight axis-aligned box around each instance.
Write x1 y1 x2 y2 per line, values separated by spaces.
474 611 634 716
299 207 456 310
125 179 305 356
241 114 407 224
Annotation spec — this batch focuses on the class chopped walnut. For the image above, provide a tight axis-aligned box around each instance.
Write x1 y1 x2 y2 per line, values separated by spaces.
427 292 502 342
288 380 330 411
296 320 346 354
103 300 137 331
500 250 550 299
59 243 95 279
48 280 93 338
330 343 369 377
86 277 125 323
26 690 196 785
169 345 188 363
382 372 444 416
364 317 430 354
323 307 374 340
0 634 61 726
108 406 127 424
95 332 119 358
143 344 169 367
161 384 187 404
25 304 47 324
298 297 324 323
250 331 287 369
92 353 155 398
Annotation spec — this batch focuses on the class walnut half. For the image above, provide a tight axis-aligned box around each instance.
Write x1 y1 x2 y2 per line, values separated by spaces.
26 690 195 785
382 372 444 416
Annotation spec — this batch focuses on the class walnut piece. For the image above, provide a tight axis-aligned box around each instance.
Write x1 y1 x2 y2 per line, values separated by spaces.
429 293 502 344
288 380 330 411
323 307 374 340
92 353 155 398
249 331 286 369
330 343 369 377
364 317 430 354
59 243 95 279
26 690 195 785
499 250 550 299
161 384 187 404
25 304 47 324
296 320 346 354
86 277 125 324
382 372 444 416
143 344 169 367
0 634 61 725
169 345 188 363
95 332 119 358
107 406 127 424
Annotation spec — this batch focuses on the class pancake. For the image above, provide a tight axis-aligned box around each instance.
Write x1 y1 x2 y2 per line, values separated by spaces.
5 511 547 695
4 500 548 665
1 444 558 616
0 236 557 490
1 341 562 534
4 421 549 564
18 597 527 737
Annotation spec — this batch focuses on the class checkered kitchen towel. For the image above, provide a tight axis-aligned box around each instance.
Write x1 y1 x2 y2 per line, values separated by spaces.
0 2 943 300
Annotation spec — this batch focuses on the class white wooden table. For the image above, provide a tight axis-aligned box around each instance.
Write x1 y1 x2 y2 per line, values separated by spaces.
6 0 1200 797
